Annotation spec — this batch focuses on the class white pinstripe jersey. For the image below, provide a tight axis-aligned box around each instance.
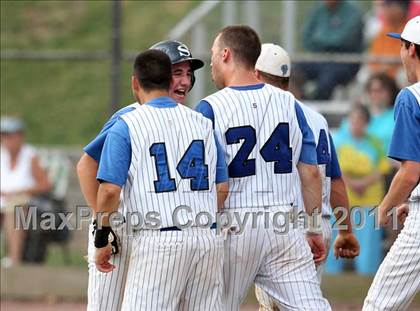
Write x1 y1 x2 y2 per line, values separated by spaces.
121 104 218 228
296 102 332 216
406 83 420 200
202 84 304 209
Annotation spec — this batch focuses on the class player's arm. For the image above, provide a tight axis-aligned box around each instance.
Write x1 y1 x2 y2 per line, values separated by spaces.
328 133 352 233
216 182 228 210
330 177 352 233
195 100 215 127
95 119 131 223
94 119 131 272
77 106 135 213
196 101 228 210
76 153 99 211
295 102 325 264
214 133 228 210
297 163 322 216
295 102 322 216
379 160 419 223
328 133 360 258
77 130 109 213
379 89 420 225
330 177 360 258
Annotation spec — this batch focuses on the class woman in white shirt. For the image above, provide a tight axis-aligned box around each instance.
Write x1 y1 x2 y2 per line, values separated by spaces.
1 116 51 267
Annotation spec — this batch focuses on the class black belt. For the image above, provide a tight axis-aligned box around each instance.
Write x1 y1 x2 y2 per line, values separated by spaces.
160 222 217 232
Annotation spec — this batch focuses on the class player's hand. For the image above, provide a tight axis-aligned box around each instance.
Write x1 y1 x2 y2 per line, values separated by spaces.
333 232 359 259
305 233 327 265
378 205 391 226
94 244 115 273
396 203 409 225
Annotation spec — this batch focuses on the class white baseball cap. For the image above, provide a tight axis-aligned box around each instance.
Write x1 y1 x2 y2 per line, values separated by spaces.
255 43 291 78
0 116 24 134
387 15 420 45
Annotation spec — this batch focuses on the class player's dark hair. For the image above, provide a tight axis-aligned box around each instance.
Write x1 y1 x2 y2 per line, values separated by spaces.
133 50 172 92
402 39 420 59
365 72 399 107
217 25 261 69
258 71 290 90
352 102 371 123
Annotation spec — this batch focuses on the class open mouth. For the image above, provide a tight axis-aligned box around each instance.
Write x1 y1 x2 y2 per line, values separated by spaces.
174 89 186 97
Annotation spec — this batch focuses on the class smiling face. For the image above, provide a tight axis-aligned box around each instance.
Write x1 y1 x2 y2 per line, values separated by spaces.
169 61 192 104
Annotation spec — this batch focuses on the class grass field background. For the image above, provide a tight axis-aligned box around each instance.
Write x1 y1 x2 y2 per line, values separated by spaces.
1 0 372 145
4 1 419 309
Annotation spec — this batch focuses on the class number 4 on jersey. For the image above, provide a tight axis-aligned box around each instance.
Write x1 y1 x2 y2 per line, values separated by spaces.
149 140 209 193
225 123 292 178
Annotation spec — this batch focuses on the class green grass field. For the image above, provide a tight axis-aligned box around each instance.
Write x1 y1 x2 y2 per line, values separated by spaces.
1 1 198 145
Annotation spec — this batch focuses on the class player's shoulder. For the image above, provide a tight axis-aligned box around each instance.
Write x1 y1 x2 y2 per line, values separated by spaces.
202 87 233 107
203 83 293 104
405 83 420 104
178 104 213 129
107 102 139 126
297 100 328 128
111 102 139 119
267 84 296 106
396 84 420 110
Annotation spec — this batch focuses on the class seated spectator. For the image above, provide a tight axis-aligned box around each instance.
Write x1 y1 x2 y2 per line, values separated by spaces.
0 116 51 267
296 0 363 99
332 104 390 274
368 0 409 77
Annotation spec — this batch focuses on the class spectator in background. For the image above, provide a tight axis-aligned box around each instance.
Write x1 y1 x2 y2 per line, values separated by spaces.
408 0 420 19
333 104 390 274
334 73 400 255
0 116 51 267
369 0 409 78
296 0 363 100
364 73 399 150
336 73 399 151
335 104 390 210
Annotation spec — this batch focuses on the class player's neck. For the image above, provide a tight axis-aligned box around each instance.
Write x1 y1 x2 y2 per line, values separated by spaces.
225 68 260 87
415 63 420 83
139 90 169 105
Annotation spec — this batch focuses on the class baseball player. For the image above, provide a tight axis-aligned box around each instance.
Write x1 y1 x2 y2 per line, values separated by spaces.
363 16 420 311
76 40 214 311
196 25 331 310
254 43 360 310
94 49 226 310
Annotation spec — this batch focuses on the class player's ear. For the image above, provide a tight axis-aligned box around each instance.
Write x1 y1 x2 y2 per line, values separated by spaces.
408 43 416 57
131 76 140 93
222 48 230 63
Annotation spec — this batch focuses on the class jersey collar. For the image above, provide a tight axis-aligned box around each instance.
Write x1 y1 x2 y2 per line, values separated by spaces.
145 96 177 108
228 83 265 91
